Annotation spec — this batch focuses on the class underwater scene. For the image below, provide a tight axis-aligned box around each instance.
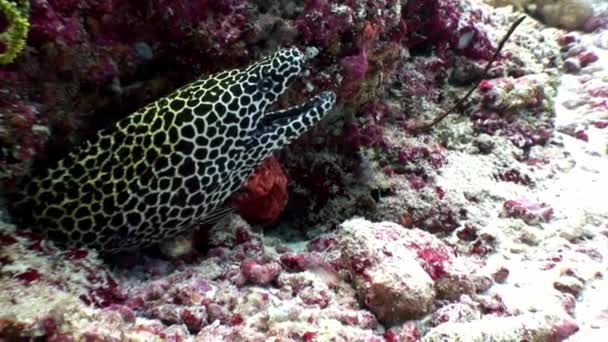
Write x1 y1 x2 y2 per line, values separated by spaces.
1 0 608 340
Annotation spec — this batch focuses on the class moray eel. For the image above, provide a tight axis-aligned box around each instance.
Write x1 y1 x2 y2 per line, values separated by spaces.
10 47 336 253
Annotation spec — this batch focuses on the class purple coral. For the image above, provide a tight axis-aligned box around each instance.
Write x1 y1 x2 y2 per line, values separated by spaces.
28 0 85 46
339 47 370 97
296 0 354 48
503 199 554 224
399 0 494 60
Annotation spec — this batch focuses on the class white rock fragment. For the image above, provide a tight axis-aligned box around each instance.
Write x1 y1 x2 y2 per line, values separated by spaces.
304 46 320 60
423 312 578 342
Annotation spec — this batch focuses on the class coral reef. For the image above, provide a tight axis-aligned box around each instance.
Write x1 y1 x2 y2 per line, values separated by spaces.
1 0 608 340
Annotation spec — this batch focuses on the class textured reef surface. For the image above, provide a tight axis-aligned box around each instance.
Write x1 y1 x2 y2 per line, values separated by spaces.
1 0 608 340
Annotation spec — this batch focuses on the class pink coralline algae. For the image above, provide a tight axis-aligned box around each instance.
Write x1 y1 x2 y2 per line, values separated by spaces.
454 24 495 61
28 0 87 46
399 202 463 234
339 47 370 98
471 75 554 152
100 217 391 340
342 102 449 207
574 130 589 142
307 235 339 253
478 76 545 113
412 246 451 281
592 120 608 129
155 0 251 64
342 121 388 150
15 268 41 284
431 302 480 326
279 252 324 272
503 198 554 225
492 267 510 283
400 228 482 300
456 223 479 242
494 169 533 186
0 101 49 187
559 34 600 73
296 0 355 49
239 259 282 285
0 225 124 308
398 144 446 170
384 322 421 342
578 51 599 67
338 218 487 323
585 11 608 32
563 57 582 74
2 0 596 339
469 232 498 256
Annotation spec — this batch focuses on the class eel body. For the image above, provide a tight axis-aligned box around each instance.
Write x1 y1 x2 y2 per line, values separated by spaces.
10 47 336 252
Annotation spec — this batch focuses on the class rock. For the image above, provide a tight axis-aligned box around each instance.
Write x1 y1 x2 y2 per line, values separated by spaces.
503 198 554 225
553 275 585 297
535 0 594 31
423 312 578 341
240 259 282 285
431 302 481 326
563 57 581 73
338 218 435 323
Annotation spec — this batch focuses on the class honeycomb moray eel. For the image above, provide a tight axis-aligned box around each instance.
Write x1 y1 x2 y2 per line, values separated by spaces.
9 47 336 253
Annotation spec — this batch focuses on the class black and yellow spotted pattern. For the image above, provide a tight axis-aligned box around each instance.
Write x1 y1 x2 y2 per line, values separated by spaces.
10 48 336 252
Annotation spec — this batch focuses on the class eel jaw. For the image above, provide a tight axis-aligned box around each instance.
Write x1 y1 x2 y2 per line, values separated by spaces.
249 91 336 159
255 91 336 136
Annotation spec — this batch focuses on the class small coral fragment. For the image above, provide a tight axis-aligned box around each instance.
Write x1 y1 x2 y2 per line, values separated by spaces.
578 51 598 67
503 198 554 224
240 259 282 285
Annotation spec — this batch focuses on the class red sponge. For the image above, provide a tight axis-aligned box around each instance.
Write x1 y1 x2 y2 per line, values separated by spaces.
231 156 288 225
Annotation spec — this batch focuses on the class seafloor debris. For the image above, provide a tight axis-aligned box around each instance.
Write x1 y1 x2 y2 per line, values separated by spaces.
1 0 608 340
487 0 595 31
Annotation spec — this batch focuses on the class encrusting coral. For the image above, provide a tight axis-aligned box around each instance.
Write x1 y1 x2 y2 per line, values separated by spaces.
0 0 29 64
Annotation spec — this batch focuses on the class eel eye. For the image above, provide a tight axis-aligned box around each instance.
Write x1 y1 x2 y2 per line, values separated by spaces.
258 78 273 92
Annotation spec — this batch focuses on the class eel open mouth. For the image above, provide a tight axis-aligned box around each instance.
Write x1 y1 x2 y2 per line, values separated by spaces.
257 91 336 133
